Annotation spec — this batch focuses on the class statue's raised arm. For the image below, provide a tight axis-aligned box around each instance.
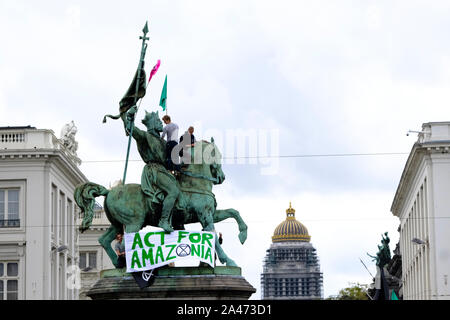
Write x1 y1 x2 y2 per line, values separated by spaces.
121 106 141 137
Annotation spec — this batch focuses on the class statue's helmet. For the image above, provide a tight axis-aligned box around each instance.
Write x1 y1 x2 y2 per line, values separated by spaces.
142 110 163 132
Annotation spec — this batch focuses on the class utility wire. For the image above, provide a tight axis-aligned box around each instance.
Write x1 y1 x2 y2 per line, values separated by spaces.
9 215 450 228
80 152 409 163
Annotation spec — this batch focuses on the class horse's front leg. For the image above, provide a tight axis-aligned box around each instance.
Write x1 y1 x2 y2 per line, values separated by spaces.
98 225 121 268
214 208 247 244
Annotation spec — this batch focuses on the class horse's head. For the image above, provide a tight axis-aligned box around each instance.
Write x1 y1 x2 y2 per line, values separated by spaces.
142 110 163 133
204 137 225 185
183 137 225 185
211 161 225 185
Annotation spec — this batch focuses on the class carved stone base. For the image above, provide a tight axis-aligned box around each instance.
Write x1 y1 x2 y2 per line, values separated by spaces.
87 266 256 300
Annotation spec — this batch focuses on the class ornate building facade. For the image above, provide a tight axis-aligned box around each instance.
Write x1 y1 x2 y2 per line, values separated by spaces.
0 125 87 299
391 122 450 300
261 203 323 299
78 203 115 300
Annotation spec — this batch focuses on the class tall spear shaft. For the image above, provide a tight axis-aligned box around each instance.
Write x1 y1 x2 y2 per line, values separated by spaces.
122 22 149 185
359 258 374 278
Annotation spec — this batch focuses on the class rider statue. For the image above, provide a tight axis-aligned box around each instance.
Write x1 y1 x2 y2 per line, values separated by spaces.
121 105 184 233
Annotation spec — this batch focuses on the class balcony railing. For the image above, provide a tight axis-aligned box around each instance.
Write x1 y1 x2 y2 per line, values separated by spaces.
0 132 26 143
0 128 81 166
0 219 20 228
78 211 104 220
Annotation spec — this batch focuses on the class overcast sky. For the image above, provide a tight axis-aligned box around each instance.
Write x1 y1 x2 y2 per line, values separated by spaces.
2 0 450 298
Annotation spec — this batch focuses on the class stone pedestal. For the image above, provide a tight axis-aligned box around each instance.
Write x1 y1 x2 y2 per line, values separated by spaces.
87 266 256 300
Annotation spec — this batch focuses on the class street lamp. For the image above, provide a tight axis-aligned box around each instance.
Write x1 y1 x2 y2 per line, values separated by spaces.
51 245 68 252
411 238 428 245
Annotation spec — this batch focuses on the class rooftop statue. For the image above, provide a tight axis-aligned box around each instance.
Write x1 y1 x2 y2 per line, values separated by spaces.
367 232 394 300
368 232 391 268
74 22 247 269
60 120 78 155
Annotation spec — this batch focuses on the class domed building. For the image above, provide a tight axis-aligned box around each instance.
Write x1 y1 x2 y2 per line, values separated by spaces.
261 203 323 299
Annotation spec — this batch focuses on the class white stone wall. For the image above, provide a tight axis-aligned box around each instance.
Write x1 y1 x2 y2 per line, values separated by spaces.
0 127 87 300
398 161 431 299
77 213 115 300
392 122 450 300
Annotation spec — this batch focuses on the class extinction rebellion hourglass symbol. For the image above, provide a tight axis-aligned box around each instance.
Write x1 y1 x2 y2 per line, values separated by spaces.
176 244 191 257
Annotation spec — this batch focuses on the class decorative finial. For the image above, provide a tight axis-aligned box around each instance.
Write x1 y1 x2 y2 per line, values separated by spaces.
286 202 295 217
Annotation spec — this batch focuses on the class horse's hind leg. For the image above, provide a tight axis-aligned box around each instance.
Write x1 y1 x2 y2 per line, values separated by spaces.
125 223 144 233
213 209 247 244
214 235 237 267
99 225 121 268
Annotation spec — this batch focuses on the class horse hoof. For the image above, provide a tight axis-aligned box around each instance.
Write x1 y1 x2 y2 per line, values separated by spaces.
238 231 247 244
158 221 174 233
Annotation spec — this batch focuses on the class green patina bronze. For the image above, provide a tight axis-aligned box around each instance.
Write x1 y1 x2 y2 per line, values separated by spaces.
89 265 256 300
74 110 247 268
122 22 149 185
368 232 391 268
75 22 247 271
100 266 242 279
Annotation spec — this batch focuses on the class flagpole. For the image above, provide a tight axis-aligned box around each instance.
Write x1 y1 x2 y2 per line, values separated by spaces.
166 76 167 115
122 22 149 185
359 258 374 278
165 81 168 115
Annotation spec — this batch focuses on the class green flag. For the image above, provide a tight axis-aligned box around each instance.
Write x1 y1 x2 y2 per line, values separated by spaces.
159 75 167 111
391 290 399 300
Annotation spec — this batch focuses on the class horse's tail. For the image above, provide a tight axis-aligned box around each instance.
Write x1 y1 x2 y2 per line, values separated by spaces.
74 182 109 233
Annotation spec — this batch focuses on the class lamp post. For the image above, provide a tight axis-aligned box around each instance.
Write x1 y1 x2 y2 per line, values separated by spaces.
411 238 428 246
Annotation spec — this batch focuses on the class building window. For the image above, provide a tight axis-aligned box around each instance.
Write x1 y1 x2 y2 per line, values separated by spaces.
67 200 73 254
51 185 57 238
0 262 19 300
274 278 282 297
79 252 97 270
0 189 20 228
59 192 65 242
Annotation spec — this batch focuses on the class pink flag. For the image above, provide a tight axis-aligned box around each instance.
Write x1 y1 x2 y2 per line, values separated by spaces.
148 59 161 83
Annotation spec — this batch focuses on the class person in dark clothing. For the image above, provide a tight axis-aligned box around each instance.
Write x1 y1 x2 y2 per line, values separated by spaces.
179 126 196 160
161 115 180 172
181 126 196 146
115 232 126 268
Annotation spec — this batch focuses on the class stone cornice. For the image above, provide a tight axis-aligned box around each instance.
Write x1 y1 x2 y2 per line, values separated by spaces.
391 141 450 217
0 148 87 185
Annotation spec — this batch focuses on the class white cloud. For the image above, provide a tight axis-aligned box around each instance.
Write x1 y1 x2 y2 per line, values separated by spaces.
214 189 399 298
1 0 442 299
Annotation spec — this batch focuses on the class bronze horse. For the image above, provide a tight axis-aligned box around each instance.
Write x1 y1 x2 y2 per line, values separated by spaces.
75 140 247 268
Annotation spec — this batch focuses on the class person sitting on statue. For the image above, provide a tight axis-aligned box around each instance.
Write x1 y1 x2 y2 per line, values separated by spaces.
181 126 196 146
161 115 180 172
179 126 196 160
121 106 184 233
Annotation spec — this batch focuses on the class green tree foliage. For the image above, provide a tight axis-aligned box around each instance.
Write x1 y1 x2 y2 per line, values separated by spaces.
327 283 370 300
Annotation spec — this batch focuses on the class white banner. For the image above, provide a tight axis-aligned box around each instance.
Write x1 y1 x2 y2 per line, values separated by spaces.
125 230 216 273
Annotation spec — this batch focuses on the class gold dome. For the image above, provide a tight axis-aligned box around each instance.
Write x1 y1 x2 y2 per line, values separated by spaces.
272 202 311 243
